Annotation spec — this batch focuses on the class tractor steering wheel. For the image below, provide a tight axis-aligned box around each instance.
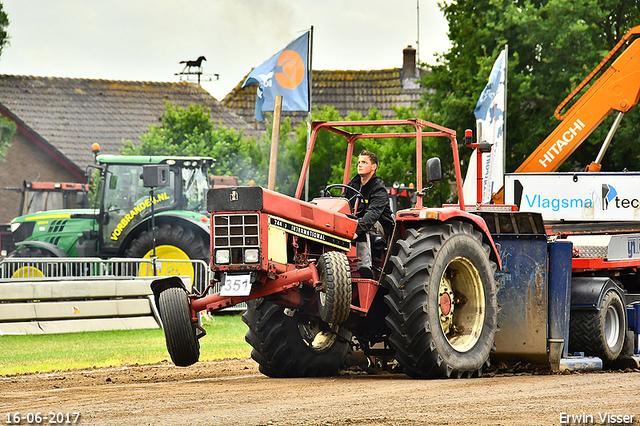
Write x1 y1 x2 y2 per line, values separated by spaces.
323 184 365 215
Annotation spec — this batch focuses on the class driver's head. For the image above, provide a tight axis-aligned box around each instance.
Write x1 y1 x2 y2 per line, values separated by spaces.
357 150 378 178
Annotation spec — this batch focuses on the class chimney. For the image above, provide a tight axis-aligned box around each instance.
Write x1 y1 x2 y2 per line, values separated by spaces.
403 45 417 79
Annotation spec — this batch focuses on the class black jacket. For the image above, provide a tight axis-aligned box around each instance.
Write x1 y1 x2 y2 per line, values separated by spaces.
347 172 395 241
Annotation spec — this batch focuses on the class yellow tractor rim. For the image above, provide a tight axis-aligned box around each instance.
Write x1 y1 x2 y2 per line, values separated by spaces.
439 256 485 353
137 245 194 289
11 266 45 279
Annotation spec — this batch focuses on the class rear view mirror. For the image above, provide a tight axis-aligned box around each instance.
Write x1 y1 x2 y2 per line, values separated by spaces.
426 158 442 183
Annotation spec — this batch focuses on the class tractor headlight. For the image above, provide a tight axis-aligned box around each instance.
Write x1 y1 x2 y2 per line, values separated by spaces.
10 222 21 233
215 249 230 264
245 249 259 263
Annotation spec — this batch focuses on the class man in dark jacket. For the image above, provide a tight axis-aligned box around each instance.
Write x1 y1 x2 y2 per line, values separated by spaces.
346 150 395 278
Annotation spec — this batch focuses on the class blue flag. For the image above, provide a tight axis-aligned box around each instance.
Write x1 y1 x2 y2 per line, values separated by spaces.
242 31 310 122
474 49 506 122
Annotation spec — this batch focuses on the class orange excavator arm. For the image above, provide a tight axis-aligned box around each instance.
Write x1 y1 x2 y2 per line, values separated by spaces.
515 25 640 174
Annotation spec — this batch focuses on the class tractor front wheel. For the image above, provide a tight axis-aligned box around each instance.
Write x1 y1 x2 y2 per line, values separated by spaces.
316 251 352 324
384 221 498 379
243 298 352 377
158 287 200 367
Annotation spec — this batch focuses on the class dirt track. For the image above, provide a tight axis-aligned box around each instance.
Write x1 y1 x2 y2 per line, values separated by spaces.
1 358 639 426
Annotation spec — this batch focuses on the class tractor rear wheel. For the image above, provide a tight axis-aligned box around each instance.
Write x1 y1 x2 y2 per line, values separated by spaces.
569 289 626 365
158 287 200 367
125 224 209 292
316 251 352 324
384 221 498 379
243 298 352 377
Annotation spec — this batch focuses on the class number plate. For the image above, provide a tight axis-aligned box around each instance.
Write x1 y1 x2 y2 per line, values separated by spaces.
220 274 252 296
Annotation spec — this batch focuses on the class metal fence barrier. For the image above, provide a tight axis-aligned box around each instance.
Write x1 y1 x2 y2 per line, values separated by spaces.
0 257 211 293
0 257 216 335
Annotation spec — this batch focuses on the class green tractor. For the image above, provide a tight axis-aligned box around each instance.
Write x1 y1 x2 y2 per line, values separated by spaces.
8 155 214 283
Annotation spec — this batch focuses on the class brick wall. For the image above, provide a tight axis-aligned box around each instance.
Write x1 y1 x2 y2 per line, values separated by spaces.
0 132 80 223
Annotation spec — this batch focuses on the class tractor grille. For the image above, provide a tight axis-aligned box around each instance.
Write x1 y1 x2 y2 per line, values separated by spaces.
12 221 35 242
212 214 259 264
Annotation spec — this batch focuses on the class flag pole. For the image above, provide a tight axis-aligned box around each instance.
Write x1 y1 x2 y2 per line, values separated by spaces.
268 95 283 191
304 26 314 201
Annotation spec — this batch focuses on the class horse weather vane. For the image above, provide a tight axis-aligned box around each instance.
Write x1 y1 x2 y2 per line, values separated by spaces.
176 55 219 84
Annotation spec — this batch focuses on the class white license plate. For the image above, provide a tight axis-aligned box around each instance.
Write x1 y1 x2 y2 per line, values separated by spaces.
220 274 252 296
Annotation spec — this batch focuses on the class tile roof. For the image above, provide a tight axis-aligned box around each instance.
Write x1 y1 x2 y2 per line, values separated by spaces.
0 75 253 170
223 64 428 131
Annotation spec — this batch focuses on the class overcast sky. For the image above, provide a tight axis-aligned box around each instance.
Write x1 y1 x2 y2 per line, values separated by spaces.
0 0 451 101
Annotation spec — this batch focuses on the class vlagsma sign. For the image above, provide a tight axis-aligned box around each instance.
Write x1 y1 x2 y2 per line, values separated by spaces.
504 173 640 221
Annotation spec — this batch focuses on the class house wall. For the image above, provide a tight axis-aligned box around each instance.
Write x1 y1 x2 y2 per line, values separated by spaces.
0 132 80 223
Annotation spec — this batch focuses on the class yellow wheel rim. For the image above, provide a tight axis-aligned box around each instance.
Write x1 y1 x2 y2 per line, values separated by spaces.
137 245 194 289
11 266 45 279
439 256 485 353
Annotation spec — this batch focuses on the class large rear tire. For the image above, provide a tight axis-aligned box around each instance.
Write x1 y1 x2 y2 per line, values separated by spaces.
316 251 352 324
158 287 200 367
569 289 626 365
125 224 209 292
242 298 352 377
384 221 498 379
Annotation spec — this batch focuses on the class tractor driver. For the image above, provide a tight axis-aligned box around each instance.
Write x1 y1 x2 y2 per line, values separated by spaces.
347 150 395 279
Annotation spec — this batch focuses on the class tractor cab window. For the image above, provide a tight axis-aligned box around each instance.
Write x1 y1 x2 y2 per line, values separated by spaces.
102 164 176 248
23 190 64 214
104 165 175 212
65 190 88 209
182 166 209 213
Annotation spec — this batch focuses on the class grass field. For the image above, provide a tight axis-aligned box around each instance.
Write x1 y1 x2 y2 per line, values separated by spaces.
0 314 251 376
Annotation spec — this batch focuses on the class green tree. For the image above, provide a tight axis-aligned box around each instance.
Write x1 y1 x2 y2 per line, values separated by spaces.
0 116 16 164
255 106 351 197
121 102 266 186
422 0 640 175
0 3 9 56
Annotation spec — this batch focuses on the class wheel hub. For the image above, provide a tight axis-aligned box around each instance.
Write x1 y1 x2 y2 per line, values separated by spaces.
604 304 621 348
438 256 486 353
438 281 455 330
297 317 337 353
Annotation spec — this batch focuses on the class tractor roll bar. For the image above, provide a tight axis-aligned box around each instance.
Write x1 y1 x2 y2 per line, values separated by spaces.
295 119 465 210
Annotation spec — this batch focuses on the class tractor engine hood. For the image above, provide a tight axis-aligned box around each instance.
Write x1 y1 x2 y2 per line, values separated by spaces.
207 186 358 240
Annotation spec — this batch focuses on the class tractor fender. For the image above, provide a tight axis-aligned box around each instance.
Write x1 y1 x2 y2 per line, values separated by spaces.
150 275 190 312
13 240 69 257
445 215 501 269
116 213 209 256
396 208 502 270
570 276 626 310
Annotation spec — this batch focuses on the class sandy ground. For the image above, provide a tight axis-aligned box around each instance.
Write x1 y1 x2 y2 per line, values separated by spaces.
1 358 639 426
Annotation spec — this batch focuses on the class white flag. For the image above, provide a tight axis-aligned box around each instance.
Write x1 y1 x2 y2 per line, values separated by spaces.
463 48 506 204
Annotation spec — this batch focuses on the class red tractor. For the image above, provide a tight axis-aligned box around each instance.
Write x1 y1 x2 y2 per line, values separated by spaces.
151 119 501 379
